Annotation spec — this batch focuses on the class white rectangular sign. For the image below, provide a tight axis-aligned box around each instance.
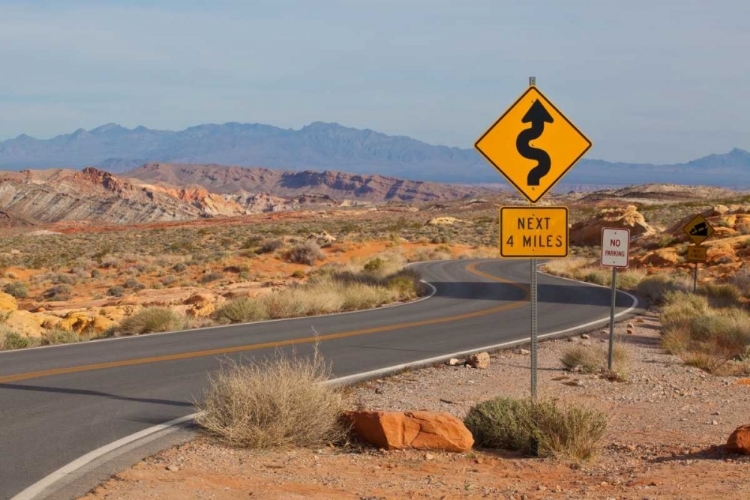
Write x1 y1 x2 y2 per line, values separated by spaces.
601 228 630 268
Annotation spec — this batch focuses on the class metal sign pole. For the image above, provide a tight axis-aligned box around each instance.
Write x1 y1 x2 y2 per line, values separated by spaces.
530 257 538 399
608 266 617 371
693 262 698 293
527 75 538 400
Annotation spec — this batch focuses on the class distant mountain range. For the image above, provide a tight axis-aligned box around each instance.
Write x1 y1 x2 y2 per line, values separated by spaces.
0 122 749 186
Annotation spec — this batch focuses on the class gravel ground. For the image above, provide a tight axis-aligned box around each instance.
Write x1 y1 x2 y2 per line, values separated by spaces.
81 309 750 500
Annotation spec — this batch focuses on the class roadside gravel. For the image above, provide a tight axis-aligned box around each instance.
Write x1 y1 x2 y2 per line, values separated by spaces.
81 309 750 499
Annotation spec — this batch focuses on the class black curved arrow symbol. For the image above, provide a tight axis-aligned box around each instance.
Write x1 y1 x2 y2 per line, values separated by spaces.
516 99 554 186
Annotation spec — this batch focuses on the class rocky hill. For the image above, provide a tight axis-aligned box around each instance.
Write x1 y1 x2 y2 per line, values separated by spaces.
0 165 490 226
1 121 749 185
125 163 489 202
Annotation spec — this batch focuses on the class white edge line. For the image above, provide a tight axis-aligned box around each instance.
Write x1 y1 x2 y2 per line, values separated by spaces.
0 263 437 356
12 266 640 500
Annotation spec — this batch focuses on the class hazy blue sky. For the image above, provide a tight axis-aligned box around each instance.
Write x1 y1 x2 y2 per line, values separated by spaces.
0 0 748 163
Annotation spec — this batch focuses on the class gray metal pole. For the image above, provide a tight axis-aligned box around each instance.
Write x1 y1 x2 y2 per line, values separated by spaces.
608 266 617 371
693 262 698 293
530 258 538 399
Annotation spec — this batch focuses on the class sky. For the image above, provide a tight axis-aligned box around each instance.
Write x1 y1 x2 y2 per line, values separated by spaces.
0 0 748 163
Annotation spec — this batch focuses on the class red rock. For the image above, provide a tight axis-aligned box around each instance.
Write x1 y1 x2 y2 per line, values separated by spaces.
726 424 750 455
345 410 473 452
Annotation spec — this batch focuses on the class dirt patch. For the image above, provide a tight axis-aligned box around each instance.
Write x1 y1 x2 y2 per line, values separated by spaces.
80 312 750 499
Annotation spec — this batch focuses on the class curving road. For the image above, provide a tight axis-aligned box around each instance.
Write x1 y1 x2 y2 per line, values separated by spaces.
0 259 638 499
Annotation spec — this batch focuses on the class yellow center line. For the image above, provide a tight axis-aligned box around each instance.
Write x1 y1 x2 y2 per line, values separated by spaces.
0 262 529 384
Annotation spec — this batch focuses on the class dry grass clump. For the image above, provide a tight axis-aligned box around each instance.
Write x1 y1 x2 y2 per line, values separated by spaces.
285 242 325 265
561 344 630 380
661 291 750 373
213 258 423 325
0 328 35 350
195 349 349 448
464 396 607 461
543 258 645 290
213 298 269 324
116 307 184 336
636 273 692 303
40 329 81 346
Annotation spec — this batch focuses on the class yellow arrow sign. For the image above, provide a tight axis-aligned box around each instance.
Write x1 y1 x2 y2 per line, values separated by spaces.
475 86 591 204
686 245 708 263
498 206 569 258
683 214 714 245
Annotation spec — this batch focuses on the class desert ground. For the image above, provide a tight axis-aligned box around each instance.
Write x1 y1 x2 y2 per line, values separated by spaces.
1 178 750 499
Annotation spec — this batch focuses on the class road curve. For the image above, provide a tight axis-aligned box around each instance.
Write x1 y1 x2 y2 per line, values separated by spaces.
0 259 637 499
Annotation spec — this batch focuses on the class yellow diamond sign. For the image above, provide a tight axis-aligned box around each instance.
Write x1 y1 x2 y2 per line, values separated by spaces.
683 214 714 245
475 86 592 204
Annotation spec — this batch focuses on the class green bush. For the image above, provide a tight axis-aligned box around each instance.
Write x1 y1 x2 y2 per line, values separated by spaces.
213 298 269 324
1 329 33 350
116 307 183 336
3 282 28 299
40 329 81 346
464 397 607 460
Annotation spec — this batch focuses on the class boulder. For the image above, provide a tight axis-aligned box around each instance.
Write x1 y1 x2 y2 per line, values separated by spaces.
308 231 336 245
638 248 680 267
467 352 490 369
570 206 654 246
726 424 750 455
427 217 462 226
345 410 474 452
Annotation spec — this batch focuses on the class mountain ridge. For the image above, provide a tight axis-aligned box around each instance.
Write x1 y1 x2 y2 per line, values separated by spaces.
0 122 749 185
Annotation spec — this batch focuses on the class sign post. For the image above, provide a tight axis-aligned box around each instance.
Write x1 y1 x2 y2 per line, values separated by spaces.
475 76 591 399
683 215 714 293
601 228 630 371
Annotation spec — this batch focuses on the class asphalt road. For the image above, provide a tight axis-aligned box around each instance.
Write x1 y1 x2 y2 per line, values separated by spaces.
0 259 637 499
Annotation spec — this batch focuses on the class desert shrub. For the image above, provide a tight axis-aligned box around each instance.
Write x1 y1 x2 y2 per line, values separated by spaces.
195 350 349 448
1 329 33 350
661 292 750 373
616 269 647 290
291 270 306 279
107 285 125 297
464 397 607 460
43 284 72 301
241 236 263 249
3 282 28 299
542 257 592 279
124 278 146 290
262 290 310 319
161 275 178 286
172 262 187 272
55 273 77 285
285 242 325 265
101 256 120 269
729 268 750 298
90 269 102 279
700 282 742 308
40 329 81 346
583 270 610 286
636 274 692 303
201 272 225 284
561 344 630 378
213 298 269 324
116 307 183 335
364 257 385 273
258 239 284 254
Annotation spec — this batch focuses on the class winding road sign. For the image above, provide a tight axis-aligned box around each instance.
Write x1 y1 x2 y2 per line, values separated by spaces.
683 214 714 245
474 86 592 204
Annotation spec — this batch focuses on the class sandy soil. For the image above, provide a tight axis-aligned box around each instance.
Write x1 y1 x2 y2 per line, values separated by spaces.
81 310 750 500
